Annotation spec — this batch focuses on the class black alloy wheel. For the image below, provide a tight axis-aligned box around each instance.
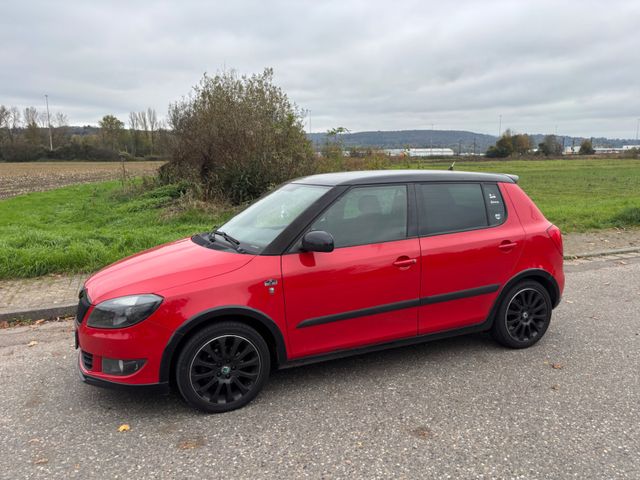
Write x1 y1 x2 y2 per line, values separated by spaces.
491 280 552 349
505 288 549 342
190 335 260 403
176 322 270 413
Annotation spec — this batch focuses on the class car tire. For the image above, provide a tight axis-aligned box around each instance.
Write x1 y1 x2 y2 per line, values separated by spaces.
491 280 552 349
175 321 270 413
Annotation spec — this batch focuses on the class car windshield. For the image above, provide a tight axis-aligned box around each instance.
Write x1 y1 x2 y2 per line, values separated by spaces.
216 183 330 253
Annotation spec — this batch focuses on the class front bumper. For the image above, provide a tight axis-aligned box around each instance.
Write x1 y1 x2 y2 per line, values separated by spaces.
77 355 169 394
75 296 175 388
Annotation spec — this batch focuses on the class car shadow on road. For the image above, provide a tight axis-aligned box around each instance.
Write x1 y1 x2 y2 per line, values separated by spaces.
79 332 499 416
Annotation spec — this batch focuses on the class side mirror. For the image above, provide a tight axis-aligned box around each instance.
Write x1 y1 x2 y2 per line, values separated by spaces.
301 230 334 253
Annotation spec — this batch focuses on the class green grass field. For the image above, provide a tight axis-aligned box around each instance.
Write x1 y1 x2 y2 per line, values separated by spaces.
0 158 639 279
0 181 230 279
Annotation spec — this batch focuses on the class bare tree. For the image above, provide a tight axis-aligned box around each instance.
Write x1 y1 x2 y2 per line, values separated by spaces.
128 111 140 157
52 112 69 146
23 107 41 145
0 105 11 146
147 107 157 154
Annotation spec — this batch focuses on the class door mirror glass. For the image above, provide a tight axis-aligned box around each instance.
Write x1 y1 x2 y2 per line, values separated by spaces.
301 231 335 253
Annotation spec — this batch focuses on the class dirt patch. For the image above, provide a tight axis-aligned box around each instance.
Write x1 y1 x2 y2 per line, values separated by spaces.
0 161 164 199
563 229 640 256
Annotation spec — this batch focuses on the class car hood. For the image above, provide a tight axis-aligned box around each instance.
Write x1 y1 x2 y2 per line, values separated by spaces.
84 237 255 304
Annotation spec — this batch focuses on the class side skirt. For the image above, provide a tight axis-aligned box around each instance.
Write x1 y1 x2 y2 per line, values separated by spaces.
279 318 492 369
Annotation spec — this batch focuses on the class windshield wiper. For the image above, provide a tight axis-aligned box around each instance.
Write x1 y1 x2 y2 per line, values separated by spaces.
209 229 243 252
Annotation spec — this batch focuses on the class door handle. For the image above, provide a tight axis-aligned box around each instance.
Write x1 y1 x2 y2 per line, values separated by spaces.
393 257 417 268
498 241 518 251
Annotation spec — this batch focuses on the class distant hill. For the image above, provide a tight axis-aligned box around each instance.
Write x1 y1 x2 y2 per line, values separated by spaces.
308 130 496 154
307 130 639 153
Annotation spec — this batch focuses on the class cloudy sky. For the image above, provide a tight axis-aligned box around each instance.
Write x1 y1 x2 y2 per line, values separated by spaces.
2 0 639 138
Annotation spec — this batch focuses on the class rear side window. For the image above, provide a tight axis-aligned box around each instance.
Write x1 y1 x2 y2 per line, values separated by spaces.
483 183 506 226
417 183 488 235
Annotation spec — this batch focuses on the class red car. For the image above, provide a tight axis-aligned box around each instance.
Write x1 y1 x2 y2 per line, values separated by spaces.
76 170 564 412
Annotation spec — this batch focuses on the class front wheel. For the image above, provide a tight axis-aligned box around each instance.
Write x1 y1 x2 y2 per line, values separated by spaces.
175 322 270 413
491 281 552 349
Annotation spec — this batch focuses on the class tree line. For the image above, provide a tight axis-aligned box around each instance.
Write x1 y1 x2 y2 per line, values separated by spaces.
0 105 169 162
486 129 595 157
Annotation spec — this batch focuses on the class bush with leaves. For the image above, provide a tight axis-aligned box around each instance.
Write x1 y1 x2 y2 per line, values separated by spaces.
579 139 595 155
164 68 315 204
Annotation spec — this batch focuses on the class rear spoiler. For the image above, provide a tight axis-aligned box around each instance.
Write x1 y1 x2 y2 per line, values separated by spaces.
504 174 519 183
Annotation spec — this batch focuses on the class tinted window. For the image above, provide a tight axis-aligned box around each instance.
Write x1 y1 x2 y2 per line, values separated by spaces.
417 183 488 235
483 183 506 226
309 185 408 248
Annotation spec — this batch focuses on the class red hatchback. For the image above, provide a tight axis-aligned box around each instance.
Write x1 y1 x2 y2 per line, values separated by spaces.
76 170 564 412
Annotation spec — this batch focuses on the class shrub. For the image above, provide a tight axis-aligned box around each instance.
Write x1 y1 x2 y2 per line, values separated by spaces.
165 68 315 204
0 144 48 162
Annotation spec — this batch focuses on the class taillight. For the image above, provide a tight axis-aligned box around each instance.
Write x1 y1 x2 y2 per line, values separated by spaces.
546 225 563 255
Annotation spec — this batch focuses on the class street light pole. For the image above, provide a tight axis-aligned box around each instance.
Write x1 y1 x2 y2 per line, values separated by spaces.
44 94 53 151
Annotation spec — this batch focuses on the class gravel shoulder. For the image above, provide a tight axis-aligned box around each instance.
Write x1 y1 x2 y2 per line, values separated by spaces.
563 228 640 255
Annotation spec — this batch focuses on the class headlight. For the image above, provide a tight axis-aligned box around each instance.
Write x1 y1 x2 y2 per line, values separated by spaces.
86 294 163 329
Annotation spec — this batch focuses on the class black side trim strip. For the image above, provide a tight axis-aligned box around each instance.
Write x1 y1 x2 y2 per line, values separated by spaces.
284 320 492 369
297 299 420 329
296 284 500 329
420 284 500 305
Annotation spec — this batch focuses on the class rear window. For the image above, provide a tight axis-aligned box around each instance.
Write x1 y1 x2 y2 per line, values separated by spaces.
417 182 507 236
483 183 506 226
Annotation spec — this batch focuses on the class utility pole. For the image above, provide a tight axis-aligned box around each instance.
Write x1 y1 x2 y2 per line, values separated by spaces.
498 115 502 137
458 139 462 156
44 94 53 151
636 118 639 142
473 136 476 155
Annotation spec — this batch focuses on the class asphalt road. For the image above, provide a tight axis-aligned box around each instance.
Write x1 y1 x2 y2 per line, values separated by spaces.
1 256 639 479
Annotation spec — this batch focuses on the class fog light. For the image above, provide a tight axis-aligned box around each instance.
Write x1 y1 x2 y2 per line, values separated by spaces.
102 357 145 376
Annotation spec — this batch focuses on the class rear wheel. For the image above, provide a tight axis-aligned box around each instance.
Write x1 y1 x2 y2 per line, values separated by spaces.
175 322 270 413
491 280 552 348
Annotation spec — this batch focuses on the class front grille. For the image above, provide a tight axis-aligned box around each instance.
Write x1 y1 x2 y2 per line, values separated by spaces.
76 288 91 324
81 350 94 370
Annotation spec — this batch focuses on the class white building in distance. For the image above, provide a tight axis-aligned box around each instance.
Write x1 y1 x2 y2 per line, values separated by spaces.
383 148 455 157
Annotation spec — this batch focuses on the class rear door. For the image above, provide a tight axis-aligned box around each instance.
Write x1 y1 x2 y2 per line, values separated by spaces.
281 184 421 359
417 182 525 334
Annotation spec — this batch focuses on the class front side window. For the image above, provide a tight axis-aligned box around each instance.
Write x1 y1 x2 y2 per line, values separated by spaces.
219 183 330 253
309 185 408 248
417 183 488 235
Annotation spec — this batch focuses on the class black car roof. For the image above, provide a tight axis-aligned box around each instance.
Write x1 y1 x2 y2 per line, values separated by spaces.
291 169 518 186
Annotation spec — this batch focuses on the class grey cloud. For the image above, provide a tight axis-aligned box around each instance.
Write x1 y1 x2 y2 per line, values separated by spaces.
1 0 638 138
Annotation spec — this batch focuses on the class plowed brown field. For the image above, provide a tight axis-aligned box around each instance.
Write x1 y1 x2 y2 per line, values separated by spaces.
0 161 164 199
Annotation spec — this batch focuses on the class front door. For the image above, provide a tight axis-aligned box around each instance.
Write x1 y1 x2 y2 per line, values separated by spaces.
281 184 421 359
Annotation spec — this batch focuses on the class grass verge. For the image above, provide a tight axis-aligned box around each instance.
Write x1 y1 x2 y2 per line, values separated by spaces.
0 180 231 279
